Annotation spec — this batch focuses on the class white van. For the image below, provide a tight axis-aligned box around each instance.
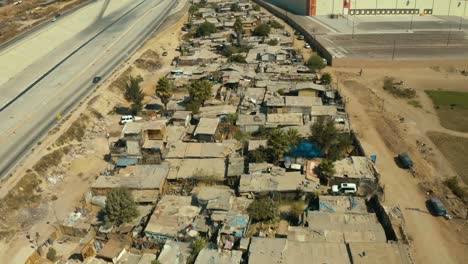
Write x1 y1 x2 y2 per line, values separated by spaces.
119 115 135 125
331 183 357 195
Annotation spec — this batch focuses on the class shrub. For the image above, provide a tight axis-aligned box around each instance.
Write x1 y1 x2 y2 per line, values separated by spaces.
47 247 58 261
267 39 279 46
248 199 278 222
230 54 246 63
321 72 332 85
196 22 216 37
253 23 271 36
306 55 326 71
268 20 284 29
444 177 467 199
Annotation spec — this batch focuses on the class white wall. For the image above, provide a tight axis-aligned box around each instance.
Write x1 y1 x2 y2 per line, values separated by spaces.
315 0 468 16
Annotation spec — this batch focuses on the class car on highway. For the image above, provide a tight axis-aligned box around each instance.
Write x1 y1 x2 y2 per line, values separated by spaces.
331 183 357 195
92 76 102 83
304 43 311 49
427 197 448 217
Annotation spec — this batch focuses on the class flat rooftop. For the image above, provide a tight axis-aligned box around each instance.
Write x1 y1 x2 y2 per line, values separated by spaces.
92 164 169 190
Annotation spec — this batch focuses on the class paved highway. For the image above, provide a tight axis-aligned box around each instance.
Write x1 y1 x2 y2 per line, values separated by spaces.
0 0 178 177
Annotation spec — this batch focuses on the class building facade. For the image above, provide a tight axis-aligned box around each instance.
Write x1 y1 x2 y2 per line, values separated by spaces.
265 0 468 17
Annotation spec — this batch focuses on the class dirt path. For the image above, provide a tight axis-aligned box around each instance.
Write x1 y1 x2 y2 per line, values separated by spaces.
334 67 468 264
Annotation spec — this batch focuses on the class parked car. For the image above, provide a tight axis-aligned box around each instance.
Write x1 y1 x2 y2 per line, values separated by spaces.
427 197 448 216
304 43 311 49
331 183 357 195
51 17 57 22
162 51 168 56
297 35 304 40
283 31 290 37
398 152 413 169
119 115 142 125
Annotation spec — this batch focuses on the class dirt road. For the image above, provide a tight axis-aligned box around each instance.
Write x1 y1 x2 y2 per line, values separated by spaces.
333 66 468 264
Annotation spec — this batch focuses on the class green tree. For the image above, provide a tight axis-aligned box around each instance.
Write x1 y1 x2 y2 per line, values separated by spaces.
290 201 305 224
310 117 351 161
321 72 332 85
252 4 261 11
318 159 336 178
187 238 207 264
187 80 213 106
124 75 145 114
247 145 269 163
268 20 284 29
306 55 326 72
155 77 174 111
196 22 217 37
234 17 243 46
47 247 58 261
267 129 290 163
253 23 271 37
267 39 279 46
230 54 246 63
186 100 201 114
104 188 139 226
230 3 241 12
151 260 162 264
227 112 238 124
248 199 278 222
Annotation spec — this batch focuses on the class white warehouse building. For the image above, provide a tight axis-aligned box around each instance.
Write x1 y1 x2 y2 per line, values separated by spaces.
264 0 468 17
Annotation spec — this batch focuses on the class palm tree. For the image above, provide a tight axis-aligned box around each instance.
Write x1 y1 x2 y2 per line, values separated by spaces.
267 129 290 164
286 128 301 146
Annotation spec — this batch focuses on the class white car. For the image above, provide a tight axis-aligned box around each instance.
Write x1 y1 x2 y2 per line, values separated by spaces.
304 43 311 49
119 115 142 125
331 183 357 195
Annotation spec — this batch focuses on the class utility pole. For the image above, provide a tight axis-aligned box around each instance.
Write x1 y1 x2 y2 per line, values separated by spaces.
352 0 357 39
459 0 467 30
410 0 417 30
447 0 453 46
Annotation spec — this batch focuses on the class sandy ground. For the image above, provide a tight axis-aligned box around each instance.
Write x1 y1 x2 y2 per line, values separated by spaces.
0 4 187 262
328 64 468 264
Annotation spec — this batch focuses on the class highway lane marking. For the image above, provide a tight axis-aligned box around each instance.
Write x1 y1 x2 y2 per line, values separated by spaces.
0 0 171 146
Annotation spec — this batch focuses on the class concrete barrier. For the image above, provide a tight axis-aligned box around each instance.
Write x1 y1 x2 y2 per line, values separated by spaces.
252 0 334 65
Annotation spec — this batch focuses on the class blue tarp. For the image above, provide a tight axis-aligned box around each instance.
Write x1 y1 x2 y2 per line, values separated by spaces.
116 157 138 167
287 141 324 158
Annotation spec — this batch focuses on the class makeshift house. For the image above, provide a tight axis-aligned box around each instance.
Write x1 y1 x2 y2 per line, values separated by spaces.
96 238 128 264
196 186 234 211
91 164 169 203
144 195 200 241
61 211 91 237
170 111 192 127
330 156 378 185
193 118 221 142
157 240 191 264
167 158 226 182
195 249 242 264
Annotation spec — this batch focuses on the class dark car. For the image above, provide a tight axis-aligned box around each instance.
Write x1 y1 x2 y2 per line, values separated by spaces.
427 197 448 216
92 76 102 84
398 152 413 169
162 51 168 56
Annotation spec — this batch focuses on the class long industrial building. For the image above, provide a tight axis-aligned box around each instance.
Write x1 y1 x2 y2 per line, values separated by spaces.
265 0 468 16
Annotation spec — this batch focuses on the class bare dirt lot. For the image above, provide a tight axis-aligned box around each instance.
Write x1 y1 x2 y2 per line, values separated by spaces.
329 64 468 264
0 5 187 262
0 0 89 44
